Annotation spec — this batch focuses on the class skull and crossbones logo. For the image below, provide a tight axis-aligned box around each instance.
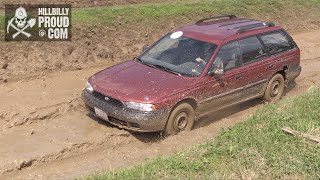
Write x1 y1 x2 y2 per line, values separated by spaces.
7 7 36 39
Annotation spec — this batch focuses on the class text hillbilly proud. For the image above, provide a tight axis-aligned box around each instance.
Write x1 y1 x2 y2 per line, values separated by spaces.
38 7 70 39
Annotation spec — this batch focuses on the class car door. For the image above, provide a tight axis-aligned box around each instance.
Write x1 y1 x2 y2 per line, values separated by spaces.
236 36 271 99
197 41 247 114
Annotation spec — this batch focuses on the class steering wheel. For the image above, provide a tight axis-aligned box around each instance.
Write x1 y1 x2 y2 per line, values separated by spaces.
191 62 204 76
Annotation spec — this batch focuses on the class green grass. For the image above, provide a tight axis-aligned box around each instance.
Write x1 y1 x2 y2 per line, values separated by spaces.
88 87 320 180
1 0 320 31
71 0 320 29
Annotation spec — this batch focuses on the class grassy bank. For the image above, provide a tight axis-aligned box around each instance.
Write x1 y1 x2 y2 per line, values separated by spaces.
72 0 320 31
2 0 320 34
89 87 320 180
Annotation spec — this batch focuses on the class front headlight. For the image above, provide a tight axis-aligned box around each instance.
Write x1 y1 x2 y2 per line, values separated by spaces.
123 102 157 112
85 81 93 93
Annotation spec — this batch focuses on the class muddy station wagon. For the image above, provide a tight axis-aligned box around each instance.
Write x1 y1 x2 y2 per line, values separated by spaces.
82 15 301 135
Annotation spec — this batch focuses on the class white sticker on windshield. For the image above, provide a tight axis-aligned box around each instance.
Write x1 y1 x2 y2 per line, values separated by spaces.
170 31 183 39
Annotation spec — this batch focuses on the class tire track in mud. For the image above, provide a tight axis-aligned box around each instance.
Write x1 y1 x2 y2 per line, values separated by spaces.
0 67 135 175
1 130 132 174
0 67 136 176
0 97 83 131
0 67 103 131
0 133 130 174
0 106 134 175
1 31 320 179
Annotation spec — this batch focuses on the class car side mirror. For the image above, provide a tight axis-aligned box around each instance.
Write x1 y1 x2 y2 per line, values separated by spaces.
208 63 224 76
143 45 149 52
214 65 224 75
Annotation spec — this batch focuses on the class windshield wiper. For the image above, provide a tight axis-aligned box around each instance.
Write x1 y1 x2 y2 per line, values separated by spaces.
135 57 143 63
135 58 159 69
135 58 182 76
151 64 181 76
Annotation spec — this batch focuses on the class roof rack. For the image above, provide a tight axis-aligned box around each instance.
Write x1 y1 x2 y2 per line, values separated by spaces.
236 22 275 33
196 14 237 24
217 19 252 27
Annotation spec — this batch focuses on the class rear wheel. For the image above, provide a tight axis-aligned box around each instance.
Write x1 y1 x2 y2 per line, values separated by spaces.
165 103 195 135
263 73 285 102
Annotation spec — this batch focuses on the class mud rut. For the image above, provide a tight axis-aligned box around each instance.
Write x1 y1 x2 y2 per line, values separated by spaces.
0 31 319 179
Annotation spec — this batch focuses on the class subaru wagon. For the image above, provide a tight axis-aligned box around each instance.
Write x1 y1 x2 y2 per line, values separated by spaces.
82 15 301 135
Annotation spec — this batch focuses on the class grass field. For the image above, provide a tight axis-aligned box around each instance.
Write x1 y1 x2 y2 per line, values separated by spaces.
88 87 320 179
72 0 320 26
2 0 320 31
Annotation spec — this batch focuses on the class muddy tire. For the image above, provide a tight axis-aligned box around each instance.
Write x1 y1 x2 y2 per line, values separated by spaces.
164 103 195 135
263 73 285 102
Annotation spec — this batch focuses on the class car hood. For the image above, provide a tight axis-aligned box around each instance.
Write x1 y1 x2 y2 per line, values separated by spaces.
89 60 197 103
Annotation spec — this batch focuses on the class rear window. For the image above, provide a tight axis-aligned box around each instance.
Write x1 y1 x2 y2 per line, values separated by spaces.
259 31 294 55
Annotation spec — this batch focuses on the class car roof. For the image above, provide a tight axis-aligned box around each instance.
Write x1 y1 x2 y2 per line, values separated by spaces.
175 16 282 44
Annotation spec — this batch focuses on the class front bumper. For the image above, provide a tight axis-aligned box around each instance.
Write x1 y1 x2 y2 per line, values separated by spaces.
82 89 170 132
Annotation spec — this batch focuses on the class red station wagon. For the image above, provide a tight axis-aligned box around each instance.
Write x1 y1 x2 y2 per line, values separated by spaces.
82 15 301 135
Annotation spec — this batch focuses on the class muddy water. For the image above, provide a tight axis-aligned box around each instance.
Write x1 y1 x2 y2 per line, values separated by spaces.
0 31 320 179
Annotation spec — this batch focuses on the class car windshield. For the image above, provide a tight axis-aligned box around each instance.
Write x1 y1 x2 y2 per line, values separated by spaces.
137 33 217 77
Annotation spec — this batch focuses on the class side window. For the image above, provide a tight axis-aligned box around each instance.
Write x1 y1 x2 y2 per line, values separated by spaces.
259 31 294 55
239 37 266 64
212 41 241 71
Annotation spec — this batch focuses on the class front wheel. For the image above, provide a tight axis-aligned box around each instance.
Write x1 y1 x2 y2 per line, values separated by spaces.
263 73 285 102
165 103 195 135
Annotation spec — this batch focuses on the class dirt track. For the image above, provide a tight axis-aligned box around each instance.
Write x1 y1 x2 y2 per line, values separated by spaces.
0 29 320 179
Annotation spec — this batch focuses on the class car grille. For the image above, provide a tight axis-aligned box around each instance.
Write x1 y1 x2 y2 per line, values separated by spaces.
92 91 123 107
109 116 128 126
109 116 140 129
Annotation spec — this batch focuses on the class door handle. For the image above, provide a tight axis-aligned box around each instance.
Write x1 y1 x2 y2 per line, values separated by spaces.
268 64 275 69
235 74 242 80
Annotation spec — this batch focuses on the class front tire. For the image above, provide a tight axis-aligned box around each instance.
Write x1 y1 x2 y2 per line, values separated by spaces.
263 73 285 102
165 103 195 135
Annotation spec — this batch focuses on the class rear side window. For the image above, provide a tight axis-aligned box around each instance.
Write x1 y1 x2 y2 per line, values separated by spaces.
239 37 266 64
259 31 294 55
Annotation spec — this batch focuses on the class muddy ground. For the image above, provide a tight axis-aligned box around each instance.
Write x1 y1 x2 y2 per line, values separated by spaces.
0 2 320 178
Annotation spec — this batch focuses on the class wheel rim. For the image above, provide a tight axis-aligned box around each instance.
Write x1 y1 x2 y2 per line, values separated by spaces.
173 112 188 132
271 80 280 97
